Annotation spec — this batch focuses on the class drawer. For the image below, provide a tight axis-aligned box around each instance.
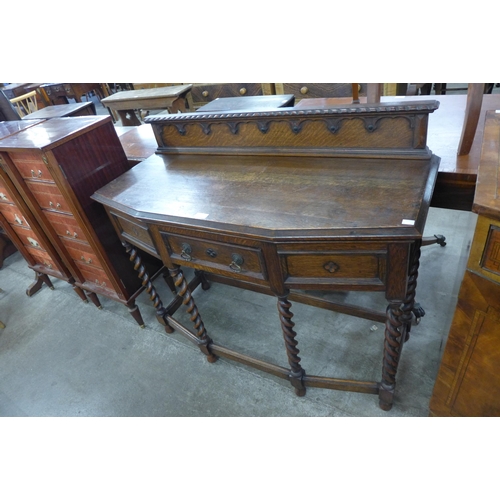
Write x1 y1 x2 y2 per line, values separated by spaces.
10 224 46 251
481 224 500 277
161 232 266 281
74 260 115 293
62 237 100 267
25 180 72 213
278 83 367 99
8 151 53 181
0 176 15 203
109 210 159 257
0 203 31 228
26 246 58 271
190 83 263 104
44 210 85 240
280 246 386 288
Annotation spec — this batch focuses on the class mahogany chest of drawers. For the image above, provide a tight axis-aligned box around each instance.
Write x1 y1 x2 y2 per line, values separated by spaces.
0 116 163 326
0 119 80 296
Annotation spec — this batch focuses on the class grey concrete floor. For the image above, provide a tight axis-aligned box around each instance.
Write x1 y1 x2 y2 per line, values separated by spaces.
0 206 477 417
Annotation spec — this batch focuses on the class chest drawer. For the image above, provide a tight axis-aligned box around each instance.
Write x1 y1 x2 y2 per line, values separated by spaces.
161 232 266 282
25 180 72 213
74 260 117 294
7 151 53 181
43 210 84 240
0 203 31 227
26 246 58 270
279 243 387 289
190 83 263 106
10 224 46 251
277 83 367 99
61 236 100 267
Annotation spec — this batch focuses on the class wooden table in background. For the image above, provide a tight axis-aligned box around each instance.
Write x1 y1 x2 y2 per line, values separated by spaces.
22 102 96 120
101 84 193 126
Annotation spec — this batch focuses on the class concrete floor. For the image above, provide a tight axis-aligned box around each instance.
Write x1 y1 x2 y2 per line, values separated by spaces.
0 205 477 417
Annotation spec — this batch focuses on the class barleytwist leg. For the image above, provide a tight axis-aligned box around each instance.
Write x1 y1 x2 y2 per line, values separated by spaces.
379 301 407 410
402 240 422 341
170 266 217 363
277 296 306 396
123 241 173 332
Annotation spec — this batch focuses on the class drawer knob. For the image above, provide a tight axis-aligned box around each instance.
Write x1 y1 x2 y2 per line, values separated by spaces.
323 261 339 273
180 243 193 261
206 248 217 258
229 253 244 272
202 90 209 98
300 86 309 95
239 87 247 95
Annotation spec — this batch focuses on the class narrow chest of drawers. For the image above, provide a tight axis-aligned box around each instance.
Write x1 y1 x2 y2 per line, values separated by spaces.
0 116 163 326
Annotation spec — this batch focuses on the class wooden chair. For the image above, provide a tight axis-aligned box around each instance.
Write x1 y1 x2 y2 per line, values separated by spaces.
9 90 38 117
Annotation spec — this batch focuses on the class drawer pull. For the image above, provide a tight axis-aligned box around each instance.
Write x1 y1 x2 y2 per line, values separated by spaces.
300 86 309 95
323 261 339 273
180 243 193 261
239 87 247 95
14 214 23 225
67 230 78 238
0 192 8 201
31 169 42 178
27 237 40 248
229 253 244 272
81 256 92 264
206 248 218 258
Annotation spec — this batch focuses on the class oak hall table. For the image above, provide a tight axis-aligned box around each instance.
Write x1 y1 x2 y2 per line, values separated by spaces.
92 101 440 410
101 84 193 126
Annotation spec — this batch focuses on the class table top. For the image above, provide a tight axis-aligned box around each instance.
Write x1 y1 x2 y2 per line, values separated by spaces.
21 102 95 120
197 95 295 112
117 124 158 162
92 151 439 241
0 119 44 140
473 110 500 218
101 84 192 105
0 116 110 151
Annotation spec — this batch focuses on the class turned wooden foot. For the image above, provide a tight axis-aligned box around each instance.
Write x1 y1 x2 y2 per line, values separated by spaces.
86 291 102 309
72 285 89 303
128 303 145 328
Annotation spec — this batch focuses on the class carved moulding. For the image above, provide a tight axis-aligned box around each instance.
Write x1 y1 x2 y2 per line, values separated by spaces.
146 101 439 158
